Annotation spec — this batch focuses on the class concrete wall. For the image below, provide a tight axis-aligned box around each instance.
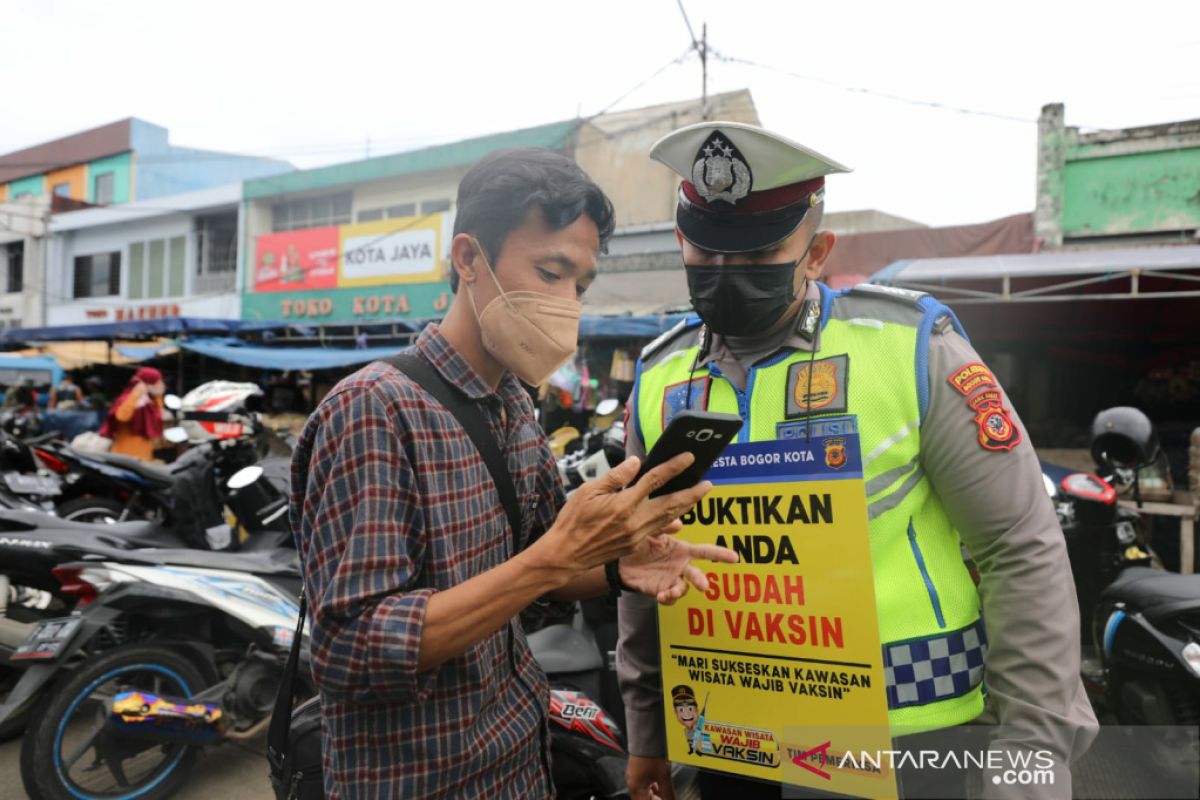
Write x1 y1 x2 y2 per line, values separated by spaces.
130 119 292 201
45 165 87 200
87 152 133 204
0 196 51 327
8 175 45 198
1035 103 1200 246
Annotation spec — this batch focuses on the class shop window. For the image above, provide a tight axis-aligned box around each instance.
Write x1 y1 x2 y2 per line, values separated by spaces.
272 192 353 232
127 237 187 299
357 208 384 223
94 172 115 205
3 242 22 294
53 182 72 198
196 213 237 293
421 199 451 214
387 203 416 218
73 252 121 298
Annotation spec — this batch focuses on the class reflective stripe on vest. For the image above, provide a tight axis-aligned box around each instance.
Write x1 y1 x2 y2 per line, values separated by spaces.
633 284 985 733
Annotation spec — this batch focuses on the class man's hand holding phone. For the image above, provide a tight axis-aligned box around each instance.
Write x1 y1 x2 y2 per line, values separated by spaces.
536 452 713 580
529 409 743 600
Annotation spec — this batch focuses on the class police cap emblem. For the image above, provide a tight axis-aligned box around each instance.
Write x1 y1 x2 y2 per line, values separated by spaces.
691 130 753 204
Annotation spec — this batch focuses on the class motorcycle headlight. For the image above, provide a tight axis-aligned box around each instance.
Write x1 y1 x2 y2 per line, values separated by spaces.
1183 642 1200 679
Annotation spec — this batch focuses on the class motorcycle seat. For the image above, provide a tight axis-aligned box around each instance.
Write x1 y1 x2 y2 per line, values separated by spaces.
1101 566 1200 621
67 449 177 486
112 546 299 576
0 510 188 549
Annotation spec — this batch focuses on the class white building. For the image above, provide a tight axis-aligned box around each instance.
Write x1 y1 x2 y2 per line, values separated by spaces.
43 185 241 326
0 195 50 328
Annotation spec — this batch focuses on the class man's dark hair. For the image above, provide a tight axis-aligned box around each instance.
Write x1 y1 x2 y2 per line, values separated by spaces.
450 148 615 292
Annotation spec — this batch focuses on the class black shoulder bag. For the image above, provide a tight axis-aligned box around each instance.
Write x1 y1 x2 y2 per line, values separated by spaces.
267 352 524 800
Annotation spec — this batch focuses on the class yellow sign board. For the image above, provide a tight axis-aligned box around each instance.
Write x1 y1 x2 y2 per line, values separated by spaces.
337 215 445 287
658 433 897 797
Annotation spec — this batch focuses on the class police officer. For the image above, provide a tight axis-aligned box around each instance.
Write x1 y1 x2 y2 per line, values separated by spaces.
616 122 1098 799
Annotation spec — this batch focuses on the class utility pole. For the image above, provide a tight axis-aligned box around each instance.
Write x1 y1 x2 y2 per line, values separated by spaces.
700 23 708 120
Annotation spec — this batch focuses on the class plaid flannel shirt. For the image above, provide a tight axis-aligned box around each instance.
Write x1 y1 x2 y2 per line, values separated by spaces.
290 324 564 799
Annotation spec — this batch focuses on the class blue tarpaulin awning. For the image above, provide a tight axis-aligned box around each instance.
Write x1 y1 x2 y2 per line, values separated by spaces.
0 354 64 387
178 340 406 371
0 317 300 343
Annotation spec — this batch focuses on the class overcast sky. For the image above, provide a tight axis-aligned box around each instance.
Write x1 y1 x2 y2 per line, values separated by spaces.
4 0 1197 227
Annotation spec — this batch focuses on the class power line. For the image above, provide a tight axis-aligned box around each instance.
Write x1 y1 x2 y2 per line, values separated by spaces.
712 51 1039 124
675 0 699 50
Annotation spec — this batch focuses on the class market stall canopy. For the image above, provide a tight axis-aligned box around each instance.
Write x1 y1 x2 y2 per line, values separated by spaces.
0 354 63 387
870 245 1200 304
578 313 691 339
11 340 179 369
178 339 406 371
0 317 298 343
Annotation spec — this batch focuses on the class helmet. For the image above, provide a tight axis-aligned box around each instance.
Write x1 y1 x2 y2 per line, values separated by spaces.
1090 407 1159 470
179 381 264 443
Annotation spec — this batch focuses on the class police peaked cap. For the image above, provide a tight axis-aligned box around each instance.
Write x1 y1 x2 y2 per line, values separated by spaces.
650 121 852 254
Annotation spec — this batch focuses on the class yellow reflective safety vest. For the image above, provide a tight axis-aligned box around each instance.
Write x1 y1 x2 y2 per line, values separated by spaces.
631 283 986 733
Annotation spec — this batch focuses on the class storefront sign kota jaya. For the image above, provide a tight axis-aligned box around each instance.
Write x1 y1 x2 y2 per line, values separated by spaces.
246 213 450 321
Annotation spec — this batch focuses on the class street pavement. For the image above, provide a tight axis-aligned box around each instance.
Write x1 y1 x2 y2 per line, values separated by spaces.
0 733 274 800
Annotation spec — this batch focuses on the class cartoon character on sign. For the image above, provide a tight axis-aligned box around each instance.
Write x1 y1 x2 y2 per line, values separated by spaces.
672 685 700 754
824 437 847 469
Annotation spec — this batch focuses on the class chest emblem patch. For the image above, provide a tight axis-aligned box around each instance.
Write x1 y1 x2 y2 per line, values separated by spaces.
785 355 849 418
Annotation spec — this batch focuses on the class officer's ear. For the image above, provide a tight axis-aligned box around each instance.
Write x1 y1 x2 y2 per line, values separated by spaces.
803 230 837 281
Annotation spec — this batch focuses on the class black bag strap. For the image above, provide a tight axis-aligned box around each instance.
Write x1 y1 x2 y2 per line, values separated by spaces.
267 590 307 776
385 352 523 558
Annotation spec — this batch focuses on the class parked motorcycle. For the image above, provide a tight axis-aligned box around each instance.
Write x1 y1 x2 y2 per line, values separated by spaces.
0 461 293 742
556 398 626 493
7 542 305 800
29 384 276 527
1050 407 1200 773
0 429 63 511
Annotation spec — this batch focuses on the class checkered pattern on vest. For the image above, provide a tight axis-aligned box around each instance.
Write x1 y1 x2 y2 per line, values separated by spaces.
883 618 988 708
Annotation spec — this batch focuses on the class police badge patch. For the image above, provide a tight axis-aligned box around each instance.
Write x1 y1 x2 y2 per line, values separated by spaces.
662 376 710 430
785 355 849 418
691 131 753 204
967 389 1021 452
824 437 847 469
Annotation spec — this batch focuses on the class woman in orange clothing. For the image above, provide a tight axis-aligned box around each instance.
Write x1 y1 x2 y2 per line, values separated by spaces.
99 367 166 460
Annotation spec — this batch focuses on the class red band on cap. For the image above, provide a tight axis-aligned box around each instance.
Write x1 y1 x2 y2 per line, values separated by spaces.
681 176 824 213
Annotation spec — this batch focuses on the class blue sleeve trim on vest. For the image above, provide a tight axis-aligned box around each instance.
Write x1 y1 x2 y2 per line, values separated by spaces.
913 295 966 423
630 357 645 451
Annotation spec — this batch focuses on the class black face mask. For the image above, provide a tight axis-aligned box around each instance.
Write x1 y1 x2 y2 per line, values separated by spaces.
685 260 799 337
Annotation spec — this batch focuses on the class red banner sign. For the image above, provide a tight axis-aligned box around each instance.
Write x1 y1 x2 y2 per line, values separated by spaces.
254 227 339 292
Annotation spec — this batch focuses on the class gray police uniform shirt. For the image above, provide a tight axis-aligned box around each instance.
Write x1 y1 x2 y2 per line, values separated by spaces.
616 282 1098 785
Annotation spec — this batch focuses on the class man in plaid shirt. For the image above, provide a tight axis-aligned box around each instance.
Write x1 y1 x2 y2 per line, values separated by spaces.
292 148 735 799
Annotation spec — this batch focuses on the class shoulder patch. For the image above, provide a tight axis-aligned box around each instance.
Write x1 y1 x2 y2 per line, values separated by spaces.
968 390 1022 452
640 317 703 362
847 283 929 307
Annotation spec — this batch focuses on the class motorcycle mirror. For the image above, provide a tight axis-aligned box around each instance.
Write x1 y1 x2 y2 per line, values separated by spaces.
164 394 183 411
163 427 189 444
595 398 619 417
1041 473 1057 499
228 465 265 490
